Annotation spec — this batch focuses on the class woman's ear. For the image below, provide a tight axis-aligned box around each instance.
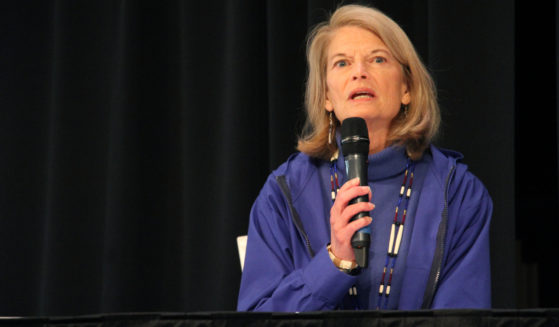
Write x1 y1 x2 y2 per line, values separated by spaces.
401 88 411 105
325 98 333 112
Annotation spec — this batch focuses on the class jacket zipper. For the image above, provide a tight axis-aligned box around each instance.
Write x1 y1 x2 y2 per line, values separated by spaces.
276 175 315 258
421 165 455 308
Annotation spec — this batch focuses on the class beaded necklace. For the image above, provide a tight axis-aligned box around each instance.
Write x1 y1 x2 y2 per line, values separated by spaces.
329 151 415 310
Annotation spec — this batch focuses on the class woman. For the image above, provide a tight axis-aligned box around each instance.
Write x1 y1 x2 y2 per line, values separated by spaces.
238 4 492 311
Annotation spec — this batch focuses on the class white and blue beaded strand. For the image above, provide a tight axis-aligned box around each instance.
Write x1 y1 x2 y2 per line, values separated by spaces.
376 158 415 309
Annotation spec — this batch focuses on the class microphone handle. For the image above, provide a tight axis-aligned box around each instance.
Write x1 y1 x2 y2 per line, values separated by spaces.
345 154 371 267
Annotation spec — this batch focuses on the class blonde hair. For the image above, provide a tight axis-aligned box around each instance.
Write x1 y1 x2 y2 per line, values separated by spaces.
297 4 440 160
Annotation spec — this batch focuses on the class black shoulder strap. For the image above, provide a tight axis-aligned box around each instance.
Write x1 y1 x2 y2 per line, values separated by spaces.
276 175 315 258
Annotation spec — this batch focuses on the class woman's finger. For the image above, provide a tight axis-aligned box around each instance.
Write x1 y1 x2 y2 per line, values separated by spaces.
340 201 375 224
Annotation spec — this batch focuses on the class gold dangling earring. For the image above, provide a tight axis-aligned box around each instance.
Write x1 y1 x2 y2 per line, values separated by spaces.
328 112 333 144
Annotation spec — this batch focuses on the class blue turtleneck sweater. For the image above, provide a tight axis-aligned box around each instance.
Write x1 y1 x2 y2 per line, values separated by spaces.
322 145 431 309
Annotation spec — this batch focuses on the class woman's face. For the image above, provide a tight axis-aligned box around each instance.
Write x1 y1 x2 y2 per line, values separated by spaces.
324 25 410 128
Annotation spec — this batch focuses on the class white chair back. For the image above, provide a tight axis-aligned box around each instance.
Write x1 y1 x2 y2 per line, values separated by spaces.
236 235 248 271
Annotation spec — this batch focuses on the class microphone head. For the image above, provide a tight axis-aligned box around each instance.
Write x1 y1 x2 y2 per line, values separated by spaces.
341 117 370 156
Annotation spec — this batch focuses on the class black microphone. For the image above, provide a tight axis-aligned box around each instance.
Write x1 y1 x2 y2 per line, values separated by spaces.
340 117 371 268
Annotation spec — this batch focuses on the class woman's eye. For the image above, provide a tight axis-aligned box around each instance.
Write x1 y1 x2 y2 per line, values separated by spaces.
335 60 348 67
374 57 386 64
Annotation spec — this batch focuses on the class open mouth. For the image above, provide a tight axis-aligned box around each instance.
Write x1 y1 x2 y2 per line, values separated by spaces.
349 89 375 100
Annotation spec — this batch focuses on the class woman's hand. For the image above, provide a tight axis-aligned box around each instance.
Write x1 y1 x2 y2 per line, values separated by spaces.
329 177 374 261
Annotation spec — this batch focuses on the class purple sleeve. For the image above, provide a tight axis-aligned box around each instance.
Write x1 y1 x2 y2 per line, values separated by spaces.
237 178 355 312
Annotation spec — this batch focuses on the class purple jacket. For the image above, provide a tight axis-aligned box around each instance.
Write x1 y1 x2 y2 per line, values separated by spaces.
238 145 492 311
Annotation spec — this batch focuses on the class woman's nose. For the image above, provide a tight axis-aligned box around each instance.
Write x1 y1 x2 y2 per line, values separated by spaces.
352 61 369 80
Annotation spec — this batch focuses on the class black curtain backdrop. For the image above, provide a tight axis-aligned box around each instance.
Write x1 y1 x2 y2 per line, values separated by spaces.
0 0 556 316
